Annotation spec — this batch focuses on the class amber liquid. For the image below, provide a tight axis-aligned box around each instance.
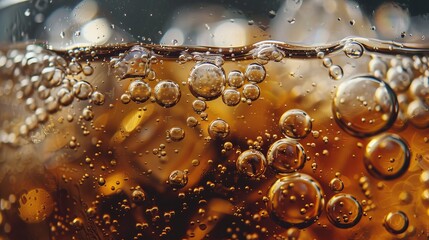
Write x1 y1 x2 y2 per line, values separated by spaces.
0 39 428 239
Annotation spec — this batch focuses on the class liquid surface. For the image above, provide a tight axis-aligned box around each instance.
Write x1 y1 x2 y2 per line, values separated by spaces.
0 38 429 239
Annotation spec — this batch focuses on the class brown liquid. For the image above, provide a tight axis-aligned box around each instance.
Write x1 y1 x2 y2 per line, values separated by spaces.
0 40 428 239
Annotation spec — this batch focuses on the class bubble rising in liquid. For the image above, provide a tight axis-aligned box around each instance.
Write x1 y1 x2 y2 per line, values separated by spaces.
168 170 188 189
267 173 324 228
332 76 398 138
222 88 241 106
128 79 151 103
266 138 306 173
279 109 312 139
245 63 266 83
154 80 181 108
383 211 409 235
326 193 363 229
236 149 267 178
242 83 261 101
208 119 230 139
227 70 245 88
364 133 410 180
343 41 364 59
188 62 226 100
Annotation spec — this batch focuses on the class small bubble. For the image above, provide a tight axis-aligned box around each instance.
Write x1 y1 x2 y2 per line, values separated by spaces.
279 109 312 139
120 93 131 104
329 178 344 192
242 84 261 101
267 138 306 173
168 127 185 141
326 194 362 229
383 211 409 234
236 149 267 178
186 116 198 128
386 66 411 92
222 88 241 106
208 119 230 139
169 170 188 188
343 41 364 59
188 62 226 100
129 79 151 103
132 189 146 204
91 91 105 105
154 80 181 108
245 63 266 83
192 99 207 113
329 65 344 80
73 81 93 100
364 133 410 180
227 70 245 88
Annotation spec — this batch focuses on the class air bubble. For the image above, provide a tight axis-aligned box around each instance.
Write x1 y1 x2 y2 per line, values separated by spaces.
168 127 185 142
192 99 207 113
208 119 230 139
364 133 410 180
332 76 398 137
279 109 312 139
236 149 267 178
222 88 241 106
169 170 188 188
386 66 411 92
329 65 344 80
129 79 151 103
188 62 226 100
267 138 306 173
326 194 362 229
132 189 146 204
120 93 131 104
343 41 364 59
227 70 245 88
245 63 266 83
406 99 429 128
369 56 387 75
329 178 344 192
383 211 409 234
242 84 260 101
73 81 93 100
267 173 324 228
91 91 105 105
154 80 181 108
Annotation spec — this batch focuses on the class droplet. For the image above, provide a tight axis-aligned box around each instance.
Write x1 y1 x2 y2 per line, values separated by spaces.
267 138 306 173
188 62 226 100
268 173 324 228
279 109 312 139
208 119 230 139
222 88 241 106
73 81 93 100
236 149 267 178
168 127 185 142
245 63 266 83
329 65 344 80
169 170 188 188
154 80 181 108
343 41 364 59
129 79 151 103
329 178 344 192
326 194 362 229
364 133 410 180
383 211 409 234
242 84 261 101
228 70 245 88
332 76 398 137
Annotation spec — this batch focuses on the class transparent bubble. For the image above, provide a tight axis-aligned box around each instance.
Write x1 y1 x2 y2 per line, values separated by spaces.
383 211 409 234
18 188 53 223
267 173 324 228
129 79 151 103
228 70 245 88
186 116 198 128
73 81 93 100
386 66 411 92
406 99 429 128
120 93 131 104
188 62 226 100
192 99 207 113
369 56 387 75
168 170 188 189
409 76 429 103
236 149 267 178
322 57 332 68
245 63 266 83
364 133 410 180
208 119 230 139
343 41 364 59
222 88 241 106
168 127 185 142
279 109 312 139
326 194 362 229
329 178 344 192
267 138 306 173
91 91 105 105
56 88 74 106
332 76 398 138
154 80 181 108
329 65 344 80
242 84 261 101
